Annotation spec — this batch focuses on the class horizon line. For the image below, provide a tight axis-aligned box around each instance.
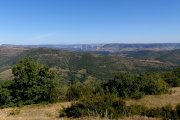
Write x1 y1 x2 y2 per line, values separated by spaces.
1 42 180 46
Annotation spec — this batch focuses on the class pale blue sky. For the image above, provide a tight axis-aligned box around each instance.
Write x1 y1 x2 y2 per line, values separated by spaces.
0 0 180 45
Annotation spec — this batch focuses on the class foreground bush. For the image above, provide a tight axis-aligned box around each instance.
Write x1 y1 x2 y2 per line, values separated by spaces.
66 79 102 101
60 93 126 119
60 97 180 120
161 70 180 87
130 104 180 120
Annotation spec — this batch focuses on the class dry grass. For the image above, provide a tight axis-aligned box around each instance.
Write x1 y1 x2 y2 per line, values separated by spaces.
1 88 180 120
0 69 13 80
73 116 161 120
123 115 161 120
0 102 161 120
0 102 71 120
126 87 180 108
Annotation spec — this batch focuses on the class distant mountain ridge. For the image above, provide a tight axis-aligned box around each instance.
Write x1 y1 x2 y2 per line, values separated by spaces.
101 43 180 52
1 43 180 52
0 44 104 51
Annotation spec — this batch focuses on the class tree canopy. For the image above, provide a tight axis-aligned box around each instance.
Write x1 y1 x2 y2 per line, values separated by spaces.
0 58 60 107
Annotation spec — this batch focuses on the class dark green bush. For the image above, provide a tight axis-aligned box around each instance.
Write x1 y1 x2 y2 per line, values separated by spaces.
144 107 162 117
66 82 83 101
11 58 59 104
60 96 180 119
143 105 179 120
164 77 180 87
0 88 12 107
176 104 180 118
161 105 174 119
0 80 14 107
130 91 145 99
60 93 126 119
142 74 168 95
127 105 147 115
66 79 102 101
0 58 62 107
103 72 168 99
161 69 180 87
59 102 84 117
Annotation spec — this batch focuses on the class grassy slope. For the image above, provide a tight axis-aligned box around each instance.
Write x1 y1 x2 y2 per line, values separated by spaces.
157 49 180 65
126 87 180 108
0 69 13 80
0 103 159 120
0 47 27 68
0 102 71 120
0 87 179 120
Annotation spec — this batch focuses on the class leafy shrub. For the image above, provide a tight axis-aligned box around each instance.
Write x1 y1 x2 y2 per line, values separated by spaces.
130 91 145 99
60 97 180 119
127 105 148 115
0 57 62 107
10 57 59 104
143 105 179 120
144 107 162 117
0 80 14 107
0 88 12 107
103 72 168 99
60 93 126 119
66 79 102 101
66 81 83 101
161 70 180 87
164 77 180 87
142 74 168 95
176 104 180 118
161 105 174 119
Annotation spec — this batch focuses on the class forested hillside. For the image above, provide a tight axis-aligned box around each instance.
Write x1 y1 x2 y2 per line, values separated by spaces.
121 49 180 65
0 47 28 70
0 47 178 81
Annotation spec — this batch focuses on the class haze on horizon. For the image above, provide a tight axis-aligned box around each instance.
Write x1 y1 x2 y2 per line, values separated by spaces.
0 0 180 45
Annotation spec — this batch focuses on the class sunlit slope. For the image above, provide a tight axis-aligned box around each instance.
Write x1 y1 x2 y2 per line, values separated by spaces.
123 49 180 65
126 87 180 108
0 48 178 80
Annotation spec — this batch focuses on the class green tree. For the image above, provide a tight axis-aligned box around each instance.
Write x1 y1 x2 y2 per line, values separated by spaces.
11 57 58 105
0 80 13 107
103 72 168 99
143 74 168 95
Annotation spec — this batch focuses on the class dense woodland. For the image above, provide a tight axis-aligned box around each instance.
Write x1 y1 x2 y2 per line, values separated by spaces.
0 55 180 119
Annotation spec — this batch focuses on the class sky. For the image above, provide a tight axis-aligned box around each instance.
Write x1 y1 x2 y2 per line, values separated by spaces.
0 0 180 45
